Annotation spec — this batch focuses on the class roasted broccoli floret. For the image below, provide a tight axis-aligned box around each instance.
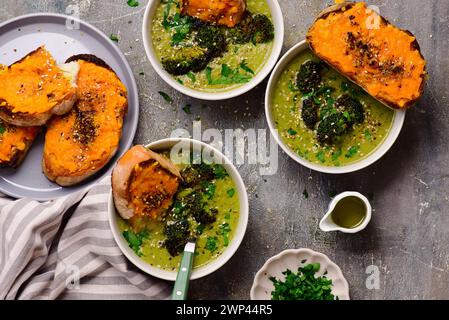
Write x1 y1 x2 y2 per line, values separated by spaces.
296 60 324 94
316 112 351 144
181 163 215 187
301 98 319 130
164 219 190 256
161 46 209 75
334 94 365 125
227 12 274 45
162 25 227 75
193 208 218 225
196 26 227 58
251 14 275 44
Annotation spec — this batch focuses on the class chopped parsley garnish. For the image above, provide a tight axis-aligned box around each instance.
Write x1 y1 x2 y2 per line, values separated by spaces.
182 104 192 114
0 124 5 135
239 60 255 75
219 223 231 247
110 34 119 42
206 64 253 85
332 149 342 161
205 236 218 252
158 91 173 102
226 188 235 198
213 165 228 179
196 224 206 235
364 130 373 141
186 71 196 83
316 151 326 163
127 0 139 7
287 128 297 136
202 181 216 199
302 189 309 199
345 145 359 158
270 263 337 300
138 71 145 76
288 80 299 92
122 229 150 257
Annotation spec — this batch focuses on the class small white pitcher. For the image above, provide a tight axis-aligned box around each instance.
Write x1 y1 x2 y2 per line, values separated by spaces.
319 191 372 234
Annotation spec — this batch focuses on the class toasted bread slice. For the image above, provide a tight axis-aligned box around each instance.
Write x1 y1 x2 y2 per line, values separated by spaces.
307 2 426 109
111 145 181 220
42 54 128 186
0 46 79 126
0 119 40 167
181 0 246 27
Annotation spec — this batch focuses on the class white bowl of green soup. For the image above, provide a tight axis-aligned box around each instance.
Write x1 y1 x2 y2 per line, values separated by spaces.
108 138 249 281
266 40 406 174
142 0 284 100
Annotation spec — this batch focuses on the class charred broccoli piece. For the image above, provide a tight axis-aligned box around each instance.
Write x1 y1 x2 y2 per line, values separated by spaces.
196 26 227 58
193 208 218 225
161 46 210 75
251 14 275 44
164 219 190 256
227 11 253 44
301 98 319 130
334 94 365 125
316 112 351 144
162 25 226 76
296 60 324 94
227 12 274 45
181 163 215 187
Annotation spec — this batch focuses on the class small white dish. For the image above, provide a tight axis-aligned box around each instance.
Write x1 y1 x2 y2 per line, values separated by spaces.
142 0 284 100
265 40 406 174
108 138 249 281
250 248 350 300
319 191 372 234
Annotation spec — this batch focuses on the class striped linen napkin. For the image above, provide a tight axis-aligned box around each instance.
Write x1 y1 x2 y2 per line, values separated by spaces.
0 177 170 300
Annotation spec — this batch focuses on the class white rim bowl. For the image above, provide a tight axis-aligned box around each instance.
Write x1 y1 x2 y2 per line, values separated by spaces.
265 40 406 174
142 0 284 100
250 248 350 300
108 138 249 281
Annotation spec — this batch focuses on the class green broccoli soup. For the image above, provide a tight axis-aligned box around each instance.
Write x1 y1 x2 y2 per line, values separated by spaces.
118 159 240 271
151 0 274 92
271 49 395 166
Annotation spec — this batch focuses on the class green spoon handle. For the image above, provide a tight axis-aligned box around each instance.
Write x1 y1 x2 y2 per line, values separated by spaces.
172 242 195 300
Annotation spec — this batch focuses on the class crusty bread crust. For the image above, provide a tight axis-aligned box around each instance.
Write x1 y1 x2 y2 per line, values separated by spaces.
42 145 118 186
42 54 127 186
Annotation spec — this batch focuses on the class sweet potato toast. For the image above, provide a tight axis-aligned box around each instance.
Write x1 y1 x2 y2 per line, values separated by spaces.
112 145 181 220
42 54 128 186
0 46 79 126
307 2 426 110
0 119 39 167
181 0 246 27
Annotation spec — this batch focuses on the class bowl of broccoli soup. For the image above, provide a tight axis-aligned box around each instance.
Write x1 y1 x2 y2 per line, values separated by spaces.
265 40 406 174
108 138 249 281
142 0 284 100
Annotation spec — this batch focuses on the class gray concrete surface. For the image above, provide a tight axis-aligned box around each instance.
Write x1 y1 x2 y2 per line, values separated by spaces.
1 0 448 299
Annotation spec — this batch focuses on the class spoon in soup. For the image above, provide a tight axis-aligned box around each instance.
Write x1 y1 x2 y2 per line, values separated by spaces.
172 238 197 300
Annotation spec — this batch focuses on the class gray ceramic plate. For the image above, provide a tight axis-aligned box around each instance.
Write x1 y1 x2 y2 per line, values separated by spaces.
0 13 139 201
